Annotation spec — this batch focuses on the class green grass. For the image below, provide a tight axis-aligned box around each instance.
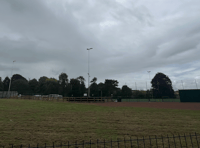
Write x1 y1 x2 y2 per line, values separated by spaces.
0 99 199 148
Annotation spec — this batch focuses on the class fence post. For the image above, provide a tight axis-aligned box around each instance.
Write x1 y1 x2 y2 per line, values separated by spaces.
172 134 176 148
143 136 145 148
195 132 199 148
117 138 119 148
124 137 126 148
149 136 152 148
137 136 139 148
167 134 170 148
130 137 132 148
189 133 193 148
111 138 112 148
179 133 182 147
161 135 164 148
104 139 105 148
184 133 187 148
155 135 158 148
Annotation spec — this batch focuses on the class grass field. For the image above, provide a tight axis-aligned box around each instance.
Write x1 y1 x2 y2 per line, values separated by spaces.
0 99 200 148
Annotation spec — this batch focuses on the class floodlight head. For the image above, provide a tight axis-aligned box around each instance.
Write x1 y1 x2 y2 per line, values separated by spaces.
87 48 93 50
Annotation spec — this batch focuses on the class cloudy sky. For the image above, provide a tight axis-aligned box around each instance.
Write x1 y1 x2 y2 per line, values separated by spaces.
1 0 200 91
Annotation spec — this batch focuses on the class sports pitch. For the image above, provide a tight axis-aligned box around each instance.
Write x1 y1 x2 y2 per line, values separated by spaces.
0 99 199 147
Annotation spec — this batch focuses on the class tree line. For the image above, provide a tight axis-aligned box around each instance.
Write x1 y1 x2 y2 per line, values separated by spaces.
0 72 176 98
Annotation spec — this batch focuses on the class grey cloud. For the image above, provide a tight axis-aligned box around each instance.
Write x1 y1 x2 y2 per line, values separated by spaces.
0 0 200 91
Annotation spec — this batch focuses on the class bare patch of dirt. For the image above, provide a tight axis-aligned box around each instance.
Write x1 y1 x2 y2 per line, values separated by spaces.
79 102 200 110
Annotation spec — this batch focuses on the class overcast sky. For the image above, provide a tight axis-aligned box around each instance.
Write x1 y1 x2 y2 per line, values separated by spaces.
1 0 200 91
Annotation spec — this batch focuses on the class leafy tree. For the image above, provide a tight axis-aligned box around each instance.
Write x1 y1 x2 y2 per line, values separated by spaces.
104 79 119 96
39 76 48 83
37 76 48 94
69 78 81 97
77 76 85 84
58 73 69 96
90 77 97 84
89 77 98 97
114 88 121 97
132 90 146 98
77 76 86 96
146 89 152 98
3 77 10 91
138 90 146 98
0 77 4 91
151 72 175 98
11 74 28 83
121 85 132 97
44 80 59 95
11 79 30 94
98 82 105 97
59 73 68 83
29 79 38 95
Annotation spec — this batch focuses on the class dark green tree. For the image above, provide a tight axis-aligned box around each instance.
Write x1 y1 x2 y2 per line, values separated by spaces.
58 73 69 96
11 79 30 94
90 77 98 97
90 77 97 84
0 77 4 91
37 76 48 94
11 74 28 83
146 89 152 99
77 76 86 96
3 77 10 91
29 79 39 95
77 76 85 84
121 85 132 97
151 72 175 98
69 78 81 97
114 88 121 97
44 79 59 95
98 82 105 97
104 79 119 96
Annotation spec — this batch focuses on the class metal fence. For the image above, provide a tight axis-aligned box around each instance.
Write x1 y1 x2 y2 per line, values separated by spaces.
1 133 199 148
0 91 18 98
2 96 113 103
118 98 180 102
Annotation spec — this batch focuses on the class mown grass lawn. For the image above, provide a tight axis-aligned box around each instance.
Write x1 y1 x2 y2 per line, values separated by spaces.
0 99 199 148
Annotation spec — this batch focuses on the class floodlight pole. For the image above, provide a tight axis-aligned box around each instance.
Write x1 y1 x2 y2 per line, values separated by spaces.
147 71 151 79
8 60 16 98
147 71 153 100
181 80 184 89
87 48 92 97
195 79 198 89
135 82 137 90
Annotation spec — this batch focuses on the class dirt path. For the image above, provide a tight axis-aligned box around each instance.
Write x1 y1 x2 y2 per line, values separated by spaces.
79 102 200 110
